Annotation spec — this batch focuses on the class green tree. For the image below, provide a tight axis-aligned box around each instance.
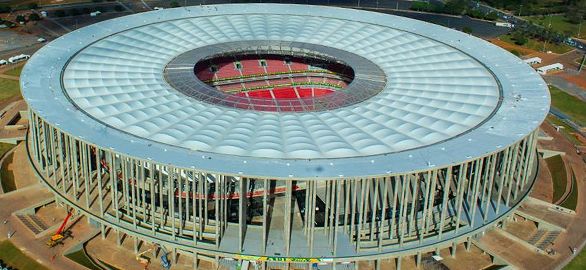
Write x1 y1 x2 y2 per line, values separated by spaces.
443 0 467 15
484 12 498 21
566 1 586 25
0 5 12 13
28 13 41 21
15 15 26 23
512 31 528 45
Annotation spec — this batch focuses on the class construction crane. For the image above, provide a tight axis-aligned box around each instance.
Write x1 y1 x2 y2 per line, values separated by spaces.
46 210 73 247
135 248 152 269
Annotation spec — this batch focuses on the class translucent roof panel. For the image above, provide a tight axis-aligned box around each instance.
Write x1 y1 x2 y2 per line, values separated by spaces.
60 11 499 159
21 4 549 178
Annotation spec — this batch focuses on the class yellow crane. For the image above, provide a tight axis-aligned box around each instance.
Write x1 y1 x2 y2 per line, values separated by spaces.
46 210 74 247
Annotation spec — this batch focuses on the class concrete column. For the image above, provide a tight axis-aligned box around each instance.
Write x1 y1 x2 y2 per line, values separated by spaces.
451 242 457 257
133 237 138 253
193 251 198 270
116 230 121 246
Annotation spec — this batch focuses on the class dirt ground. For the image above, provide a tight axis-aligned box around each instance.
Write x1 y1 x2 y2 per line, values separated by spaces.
504 215 538 241
489 37 586 94
531 156 554 203
488 38 540 56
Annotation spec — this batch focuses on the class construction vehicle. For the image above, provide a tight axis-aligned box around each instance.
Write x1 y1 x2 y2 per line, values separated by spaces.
46 210 73 247
159 245 171 270
135 248 152 269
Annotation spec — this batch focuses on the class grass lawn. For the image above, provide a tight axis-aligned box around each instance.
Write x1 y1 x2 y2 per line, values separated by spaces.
65 249 101 270
549 85 586 126
0 78 22 101
566 245 586 269
0 142 14 158
546 155 567 203
0 152 15 193
500 34 574 54
525 14 586 39
3 65 23 77
0 240 50 270
560 169 578 210
547 115 583 146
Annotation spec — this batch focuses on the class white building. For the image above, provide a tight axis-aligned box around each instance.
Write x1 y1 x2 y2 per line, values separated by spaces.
537 63 564 75
523 57 542 65
8 54 30 63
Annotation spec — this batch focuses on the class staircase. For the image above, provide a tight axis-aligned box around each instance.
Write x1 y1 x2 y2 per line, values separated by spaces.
16 214 49 235
536 231 561 251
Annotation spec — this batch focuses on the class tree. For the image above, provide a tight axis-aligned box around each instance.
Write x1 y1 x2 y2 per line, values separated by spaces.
512 31 528 45
28 13 41 21
15 15 26 23
484 12 498 21
566 0 586 24
27 3 38 10
0 5 11 13
443 0 467 15
462 26 473 34
170 1 180 8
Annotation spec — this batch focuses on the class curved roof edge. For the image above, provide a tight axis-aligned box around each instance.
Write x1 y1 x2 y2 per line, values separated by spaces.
20 4 550 179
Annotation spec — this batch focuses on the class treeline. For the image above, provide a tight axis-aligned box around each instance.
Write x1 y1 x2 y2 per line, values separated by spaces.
483 0 585 21
509 22 567 46
410 0 499 21
53 5 124 17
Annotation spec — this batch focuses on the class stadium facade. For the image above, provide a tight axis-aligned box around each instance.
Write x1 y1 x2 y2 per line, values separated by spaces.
21 4 549 269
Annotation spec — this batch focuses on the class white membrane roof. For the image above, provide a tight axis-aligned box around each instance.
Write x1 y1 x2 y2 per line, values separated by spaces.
21 4 550 179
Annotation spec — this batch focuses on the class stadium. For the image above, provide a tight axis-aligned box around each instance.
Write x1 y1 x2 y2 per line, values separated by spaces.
20 4 549 269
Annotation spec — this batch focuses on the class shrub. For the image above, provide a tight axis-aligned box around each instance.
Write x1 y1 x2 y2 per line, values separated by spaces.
28 13 40 21
0 5 11 13
15 15 26 23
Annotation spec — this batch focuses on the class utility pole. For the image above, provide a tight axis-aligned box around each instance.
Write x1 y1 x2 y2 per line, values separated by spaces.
543 15 552 52
519 4 522 16
579 54 586 73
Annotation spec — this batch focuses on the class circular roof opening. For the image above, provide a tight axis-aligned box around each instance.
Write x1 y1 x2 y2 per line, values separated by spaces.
193 53 355 112
164 41 386 113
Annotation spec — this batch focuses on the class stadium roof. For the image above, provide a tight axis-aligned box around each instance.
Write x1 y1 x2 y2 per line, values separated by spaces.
21 4 549 179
